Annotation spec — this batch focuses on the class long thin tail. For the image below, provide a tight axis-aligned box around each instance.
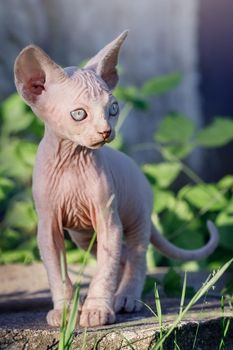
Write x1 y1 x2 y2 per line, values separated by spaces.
150 220 219 261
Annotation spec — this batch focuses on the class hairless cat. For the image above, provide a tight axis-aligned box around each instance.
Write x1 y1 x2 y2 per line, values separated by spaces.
14 31 219 328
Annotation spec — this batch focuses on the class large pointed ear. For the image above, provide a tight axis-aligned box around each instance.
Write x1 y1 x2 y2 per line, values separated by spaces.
14 45 66 105
84 30 128 90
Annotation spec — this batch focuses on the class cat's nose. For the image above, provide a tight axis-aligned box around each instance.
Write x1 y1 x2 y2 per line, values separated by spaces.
99 129 111 140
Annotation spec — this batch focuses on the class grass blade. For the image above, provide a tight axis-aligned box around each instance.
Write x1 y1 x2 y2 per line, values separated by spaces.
80 328 88 350
154 283 163 350
58 252 69 350
179 271 187 317
154 283 162 327
138 299 159 320
219 295 232 350
192 291 208 350
173 335 181 350
64 286 80 347
120 333 136 350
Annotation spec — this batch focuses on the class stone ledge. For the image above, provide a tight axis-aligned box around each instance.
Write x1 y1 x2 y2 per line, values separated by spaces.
0 264 232 349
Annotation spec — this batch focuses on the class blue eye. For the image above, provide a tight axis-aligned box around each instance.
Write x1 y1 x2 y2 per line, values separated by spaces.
109 102 119 116
70 108 87 121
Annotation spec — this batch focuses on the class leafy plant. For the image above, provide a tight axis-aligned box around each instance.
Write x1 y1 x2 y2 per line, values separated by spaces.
0 95 42 263
142 112 233 269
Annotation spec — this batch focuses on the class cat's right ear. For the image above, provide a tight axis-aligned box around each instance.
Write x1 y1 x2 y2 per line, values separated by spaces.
84 31 128 90
14 45 66 106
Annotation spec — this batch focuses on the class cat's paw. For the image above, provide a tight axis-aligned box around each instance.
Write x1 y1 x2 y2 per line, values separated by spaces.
79 305 115 327
46 309 63 327
114 294 142 313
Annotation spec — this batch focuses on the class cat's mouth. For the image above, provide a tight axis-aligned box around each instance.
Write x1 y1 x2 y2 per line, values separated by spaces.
90 136 114 149
90 140 106 148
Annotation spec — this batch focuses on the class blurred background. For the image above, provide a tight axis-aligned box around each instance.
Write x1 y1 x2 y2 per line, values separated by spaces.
0 0 233 272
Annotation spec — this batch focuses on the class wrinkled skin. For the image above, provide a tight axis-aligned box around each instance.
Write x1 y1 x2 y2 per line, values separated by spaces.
14 31 219 328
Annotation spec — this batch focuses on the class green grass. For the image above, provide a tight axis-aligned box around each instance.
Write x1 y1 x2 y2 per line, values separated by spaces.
151 258 233 350
154 282 163 350
218 295 233 350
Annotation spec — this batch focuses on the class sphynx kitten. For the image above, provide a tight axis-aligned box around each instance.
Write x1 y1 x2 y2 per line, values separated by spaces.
14 31 219 328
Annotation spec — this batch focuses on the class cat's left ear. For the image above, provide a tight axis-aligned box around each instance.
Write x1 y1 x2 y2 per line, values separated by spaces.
84 30 128 90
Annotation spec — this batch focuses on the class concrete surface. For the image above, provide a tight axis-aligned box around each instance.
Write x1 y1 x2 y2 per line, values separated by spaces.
0 264 232 350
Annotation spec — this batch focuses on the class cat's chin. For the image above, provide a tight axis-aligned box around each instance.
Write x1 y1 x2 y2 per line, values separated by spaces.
88 141 106 149
79 137 115 150
89 137 115 149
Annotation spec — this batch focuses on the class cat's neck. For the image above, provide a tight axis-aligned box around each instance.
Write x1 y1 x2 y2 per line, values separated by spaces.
43 125 93 162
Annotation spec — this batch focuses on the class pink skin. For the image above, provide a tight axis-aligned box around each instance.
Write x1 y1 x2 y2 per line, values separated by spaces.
14 31 219 328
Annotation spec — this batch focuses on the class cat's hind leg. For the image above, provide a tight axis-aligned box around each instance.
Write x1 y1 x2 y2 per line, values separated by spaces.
114 221 151 313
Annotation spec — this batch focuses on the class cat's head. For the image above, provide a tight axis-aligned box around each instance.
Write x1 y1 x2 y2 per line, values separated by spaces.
14 31 128 149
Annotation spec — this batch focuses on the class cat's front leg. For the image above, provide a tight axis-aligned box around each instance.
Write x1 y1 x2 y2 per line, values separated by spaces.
79 208 122 327
37 215 73 326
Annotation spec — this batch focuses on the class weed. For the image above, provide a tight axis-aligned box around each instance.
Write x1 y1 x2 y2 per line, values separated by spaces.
151 258 233 350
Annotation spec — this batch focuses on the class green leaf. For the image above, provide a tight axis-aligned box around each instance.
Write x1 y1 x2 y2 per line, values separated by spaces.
217 175 233 190
142 72 182 97
163 268 182 297
161 204 202 250
142 276 160 296
25 112 44 139
178 184 192 199
114 86 149 110
216 212 233 251
142 162 182 188
196 117 233 147
0 250 34 264
155 113 195 144
108 133 124 151
67 249 93 264
146 244 161 270
5 200 37 233
182 184 227 211
172 223 204 251
158 199 205 254
0 177 14 201
0 228 22 250
153 189 176 213
0 139 36 182
161 143 194 160
170 199 194 221
163 268 195 298
1 94 33 135
225 199 233 213
0 177 14 190
17 140 37 167
221 278 233 296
